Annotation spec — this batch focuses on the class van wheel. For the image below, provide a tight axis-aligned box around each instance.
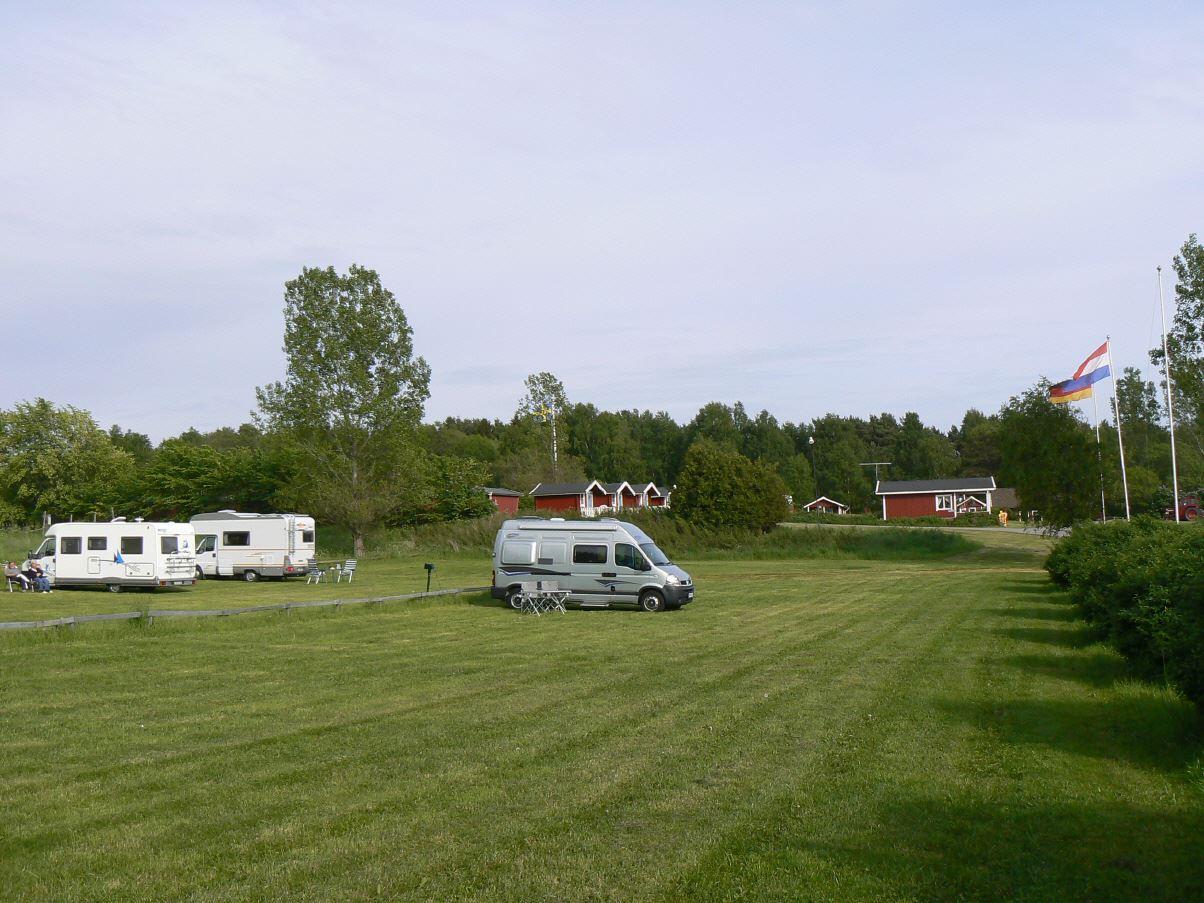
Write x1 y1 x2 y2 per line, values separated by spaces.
505 586 523 610
195 566 205 580
639 590 665 612
108 584 122 594
243 570 259 583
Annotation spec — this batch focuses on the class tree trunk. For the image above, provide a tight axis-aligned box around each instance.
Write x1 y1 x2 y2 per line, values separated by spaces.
353 530 365 558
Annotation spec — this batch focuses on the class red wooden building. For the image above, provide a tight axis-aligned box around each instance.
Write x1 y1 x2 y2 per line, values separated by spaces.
875 477 996 520
482 487 521 516
530 481 606 515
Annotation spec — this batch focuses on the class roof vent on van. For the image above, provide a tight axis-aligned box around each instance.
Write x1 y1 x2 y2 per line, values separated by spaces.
218 509 237 514
111 516 127 522
600 517 618 522
134 517 144 523
550 517 565 522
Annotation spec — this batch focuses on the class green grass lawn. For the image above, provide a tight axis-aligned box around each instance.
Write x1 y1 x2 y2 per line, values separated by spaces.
1 531 1200 900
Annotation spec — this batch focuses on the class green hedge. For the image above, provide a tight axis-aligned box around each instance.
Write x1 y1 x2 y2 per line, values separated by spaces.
1045 518 1204 706
789 511 1002 528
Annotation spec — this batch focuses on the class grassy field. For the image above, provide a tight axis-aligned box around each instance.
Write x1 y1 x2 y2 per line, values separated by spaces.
1 529 1201 900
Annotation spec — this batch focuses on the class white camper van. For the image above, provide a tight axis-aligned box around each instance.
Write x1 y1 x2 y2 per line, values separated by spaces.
491 517 695 612
189 511 315 581
29 519 197 592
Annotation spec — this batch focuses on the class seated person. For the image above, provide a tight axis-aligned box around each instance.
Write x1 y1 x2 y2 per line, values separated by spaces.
5 561 31 591
22 561 52 593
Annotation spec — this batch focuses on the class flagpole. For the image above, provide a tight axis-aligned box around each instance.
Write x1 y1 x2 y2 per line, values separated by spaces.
1106 336 1131 520
1157 266 1181 522
1091 389 1106 520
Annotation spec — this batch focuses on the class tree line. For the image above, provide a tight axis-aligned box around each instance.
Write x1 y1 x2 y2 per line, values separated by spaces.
2 236 1202 540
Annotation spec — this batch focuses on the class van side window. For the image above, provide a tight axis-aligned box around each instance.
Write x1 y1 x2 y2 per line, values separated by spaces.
573 544 608 565
501 541 536 566
87 537 107 551
223 531 251 547
615 543 642 570
160 536 179 554
538 541 567 565
196 535 216 554
121 537 143 555
301 531 314 543
60 537 82 555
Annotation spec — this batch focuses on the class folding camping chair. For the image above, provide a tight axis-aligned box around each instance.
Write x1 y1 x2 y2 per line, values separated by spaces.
336 559 357 583
305 560 326 584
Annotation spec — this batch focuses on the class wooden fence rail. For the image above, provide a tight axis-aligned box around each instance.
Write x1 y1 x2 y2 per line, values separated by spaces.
0 586 491 632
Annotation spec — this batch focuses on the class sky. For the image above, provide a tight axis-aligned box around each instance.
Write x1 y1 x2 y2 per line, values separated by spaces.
3 1 1203 441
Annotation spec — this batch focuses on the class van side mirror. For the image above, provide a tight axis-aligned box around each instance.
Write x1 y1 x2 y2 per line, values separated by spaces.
641 558 653 572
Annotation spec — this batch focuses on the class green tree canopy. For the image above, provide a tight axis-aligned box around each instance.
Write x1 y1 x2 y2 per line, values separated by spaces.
0 399 134 521
998 384 1098 528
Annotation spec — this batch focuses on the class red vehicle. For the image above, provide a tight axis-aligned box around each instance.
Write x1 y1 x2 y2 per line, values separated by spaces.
1166 491 1201 521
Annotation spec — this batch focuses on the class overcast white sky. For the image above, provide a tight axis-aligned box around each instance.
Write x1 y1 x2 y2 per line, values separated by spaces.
3 1 1202 440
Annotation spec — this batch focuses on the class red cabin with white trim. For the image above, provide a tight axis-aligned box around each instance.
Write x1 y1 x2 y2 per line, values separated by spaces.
875 477 996 520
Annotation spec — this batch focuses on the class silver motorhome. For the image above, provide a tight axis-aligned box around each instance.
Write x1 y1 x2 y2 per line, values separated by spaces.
190 511 315 581
491 517 694 612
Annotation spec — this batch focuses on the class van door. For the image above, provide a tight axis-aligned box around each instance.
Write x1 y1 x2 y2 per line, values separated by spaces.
570 539 611 606
612 542 647 605
195 534 217 576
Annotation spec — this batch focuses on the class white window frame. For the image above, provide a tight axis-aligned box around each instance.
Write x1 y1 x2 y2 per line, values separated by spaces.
935 494 954 512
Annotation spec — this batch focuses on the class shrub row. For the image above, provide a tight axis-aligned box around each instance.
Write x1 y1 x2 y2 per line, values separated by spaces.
1045 517 1204 706
789 511 1002 528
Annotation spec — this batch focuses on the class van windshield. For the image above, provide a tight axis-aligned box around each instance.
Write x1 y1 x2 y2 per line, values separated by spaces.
639 542 672 566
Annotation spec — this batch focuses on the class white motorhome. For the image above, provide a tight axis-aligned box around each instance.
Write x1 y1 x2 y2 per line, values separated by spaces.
189 511 315 581
29 519 197 593
491 517 695 612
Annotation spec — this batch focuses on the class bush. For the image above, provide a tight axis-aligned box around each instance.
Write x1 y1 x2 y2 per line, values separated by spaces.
1045 518 1204 706
673 440 788 531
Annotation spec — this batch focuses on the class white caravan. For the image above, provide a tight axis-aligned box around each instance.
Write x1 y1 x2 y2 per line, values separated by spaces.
29 519 197 593
189 511 316 582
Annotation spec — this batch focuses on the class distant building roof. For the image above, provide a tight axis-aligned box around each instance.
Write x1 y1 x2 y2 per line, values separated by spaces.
876 477 996 495
529 481 602 497
802 496 848 510
634 482 665 496
598 482 635 494
481 487 521 497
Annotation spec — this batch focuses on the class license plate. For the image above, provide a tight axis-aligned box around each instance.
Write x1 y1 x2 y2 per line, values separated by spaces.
687 591 694 599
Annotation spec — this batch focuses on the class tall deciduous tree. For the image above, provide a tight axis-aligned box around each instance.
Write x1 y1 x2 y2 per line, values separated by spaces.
256 265 431 555
1151 234 1204 459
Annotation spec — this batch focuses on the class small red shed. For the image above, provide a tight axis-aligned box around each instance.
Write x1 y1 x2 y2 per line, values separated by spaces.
633 482 671 508
482 487 521 516
875 477 996 520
